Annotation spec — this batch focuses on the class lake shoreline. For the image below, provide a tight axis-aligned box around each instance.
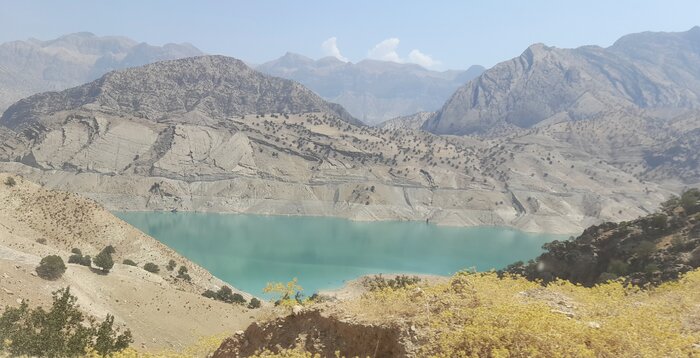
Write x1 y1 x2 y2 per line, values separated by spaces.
116 211 567 295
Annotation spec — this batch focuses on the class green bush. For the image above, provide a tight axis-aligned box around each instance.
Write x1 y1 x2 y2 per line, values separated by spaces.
202 286 246 305
681 189 700 215
93 250 114 273
102 245 116 255
4 176 16 187
0 287 132 356
80 255 91 267
36 238 47 245
122 259 137 266
166 259 177 271
607 259 629 276
71 248 82 255
143 263 160 273
36 255 66 280
68 254 82 264
248 297 262 309
633 241 656 258
177 265 191 281
366 274 422 291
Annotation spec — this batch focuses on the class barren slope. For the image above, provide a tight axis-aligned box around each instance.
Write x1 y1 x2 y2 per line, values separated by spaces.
0 173 259 352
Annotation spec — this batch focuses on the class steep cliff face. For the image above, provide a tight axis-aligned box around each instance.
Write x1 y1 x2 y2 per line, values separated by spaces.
424 27 700 135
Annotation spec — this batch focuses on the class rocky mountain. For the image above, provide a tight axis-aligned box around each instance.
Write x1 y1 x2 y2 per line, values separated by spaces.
0 32 202 112
0 55 672 234
1 55 360 129
506 188 700 287
424 27 700 135
376 111 435 130
257 53 484 124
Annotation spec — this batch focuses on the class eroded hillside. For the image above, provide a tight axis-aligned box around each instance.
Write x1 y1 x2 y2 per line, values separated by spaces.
0 56 674 234
0 173 259 352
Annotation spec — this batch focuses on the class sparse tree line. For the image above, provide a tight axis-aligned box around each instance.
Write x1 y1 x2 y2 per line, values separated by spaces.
35 245 191 283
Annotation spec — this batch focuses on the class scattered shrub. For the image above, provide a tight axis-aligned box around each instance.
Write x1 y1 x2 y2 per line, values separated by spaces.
248 297 262 309
143 262 160 273
202 286 246 305
4 176 16 187
71 248 82 255
36 255 66 280
68 252 92 267
607 259 629 276
0 287 132 356
35 238 47 245
93 250 114 273
177 265 191 281
166 259 177 271
80 255 92 267
366 274 421 291
68 254 83 264
122 259 137 266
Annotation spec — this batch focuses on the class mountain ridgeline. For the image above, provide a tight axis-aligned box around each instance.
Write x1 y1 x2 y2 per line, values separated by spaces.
257 53 484 124
1 55 360 129
424 26 700 135
0 32 203 113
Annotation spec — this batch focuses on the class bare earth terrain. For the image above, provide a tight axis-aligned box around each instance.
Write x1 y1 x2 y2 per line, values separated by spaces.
0 173 260 352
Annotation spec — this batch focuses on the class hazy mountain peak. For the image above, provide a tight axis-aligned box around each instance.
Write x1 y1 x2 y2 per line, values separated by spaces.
0 33 204 113
1 55 361 128
258 56 483 124
424 27 700 135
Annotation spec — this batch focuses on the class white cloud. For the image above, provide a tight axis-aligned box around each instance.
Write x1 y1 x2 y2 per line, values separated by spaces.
408 49 440 68
321 37 348 62
367 38 402 62
367 38 440 69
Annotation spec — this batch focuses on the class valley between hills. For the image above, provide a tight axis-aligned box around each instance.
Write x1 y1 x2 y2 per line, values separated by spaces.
0 24 699 357
0 55 681 235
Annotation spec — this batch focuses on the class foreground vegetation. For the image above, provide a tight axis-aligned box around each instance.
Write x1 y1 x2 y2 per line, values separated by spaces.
507 188 700 286
0 287 132 357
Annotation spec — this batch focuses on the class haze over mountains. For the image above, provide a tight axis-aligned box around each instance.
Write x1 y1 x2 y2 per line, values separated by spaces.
0 32 203 112
424 26 700 135
0 27 698 233
257 53 485 124
0 54 670 234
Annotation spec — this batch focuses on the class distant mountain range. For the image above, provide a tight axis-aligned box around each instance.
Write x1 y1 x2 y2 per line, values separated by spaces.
257 53 484 125
424 26 700 135
0 55 667 233
1 28 699 233
0 32 203 112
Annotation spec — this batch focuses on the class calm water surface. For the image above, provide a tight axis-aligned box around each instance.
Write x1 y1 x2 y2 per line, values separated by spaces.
116 212 566 295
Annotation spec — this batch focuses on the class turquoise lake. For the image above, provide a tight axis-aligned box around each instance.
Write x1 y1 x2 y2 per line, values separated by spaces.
116 212 567 295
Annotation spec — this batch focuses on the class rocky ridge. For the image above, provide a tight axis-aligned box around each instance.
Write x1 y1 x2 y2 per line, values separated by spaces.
424 27 700 135
0 32 202 112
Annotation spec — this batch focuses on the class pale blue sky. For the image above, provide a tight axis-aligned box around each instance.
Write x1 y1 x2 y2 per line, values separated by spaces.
1 1 698 69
